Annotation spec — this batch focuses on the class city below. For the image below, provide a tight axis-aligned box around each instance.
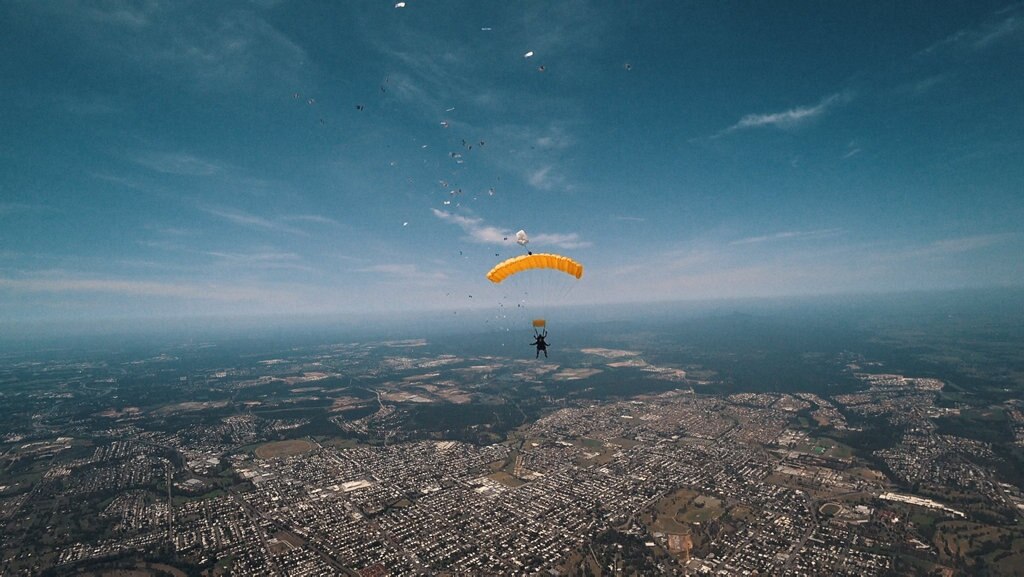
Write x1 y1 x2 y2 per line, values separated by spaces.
2 303 1024 576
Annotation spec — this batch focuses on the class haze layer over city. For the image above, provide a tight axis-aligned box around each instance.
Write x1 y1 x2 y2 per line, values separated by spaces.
2 2 1024 576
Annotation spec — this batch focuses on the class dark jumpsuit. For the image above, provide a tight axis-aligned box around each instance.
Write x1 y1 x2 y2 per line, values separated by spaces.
531 332 548 358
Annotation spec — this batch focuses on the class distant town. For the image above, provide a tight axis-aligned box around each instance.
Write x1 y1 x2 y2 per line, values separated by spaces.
2 325 1024 576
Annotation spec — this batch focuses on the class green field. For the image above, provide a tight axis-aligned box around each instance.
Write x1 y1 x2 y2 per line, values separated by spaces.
646 488 724 534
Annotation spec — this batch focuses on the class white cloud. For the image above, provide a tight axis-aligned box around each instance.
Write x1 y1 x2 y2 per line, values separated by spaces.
534 125 574 150
430 209 509 244
730 229 844 246
527 165 571 191
717 93 849 137
431 209 590 249
527 166 553 190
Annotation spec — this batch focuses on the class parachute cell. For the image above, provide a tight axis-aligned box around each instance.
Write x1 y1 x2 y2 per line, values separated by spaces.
485 253 584 283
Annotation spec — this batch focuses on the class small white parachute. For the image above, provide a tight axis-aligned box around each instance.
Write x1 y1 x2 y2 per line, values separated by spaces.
523 51 534 58
515 230 529 246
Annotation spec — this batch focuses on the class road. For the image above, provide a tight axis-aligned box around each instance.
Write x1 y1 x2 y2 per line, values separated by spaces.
165 460 174 542
227 488 285 577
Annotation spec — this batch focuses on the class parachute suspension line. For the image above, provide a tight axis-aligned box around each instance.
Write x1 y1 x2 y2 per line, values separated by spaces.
555 264 578 302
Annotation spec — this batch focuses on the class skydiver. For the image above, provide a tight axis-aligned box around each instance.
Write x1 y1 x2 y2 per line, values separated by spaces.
531 329 548 358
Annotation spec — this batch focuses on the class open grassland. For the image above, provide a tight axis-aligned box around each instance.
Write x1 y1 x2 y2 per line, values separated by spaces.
933 521 1024 576
646 488 725 534
255 439 315 459
488 471 526 488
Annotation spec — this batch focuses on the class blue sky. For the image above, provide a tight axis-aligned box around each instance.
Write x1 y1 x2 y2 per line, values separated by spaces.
2 1 1023 326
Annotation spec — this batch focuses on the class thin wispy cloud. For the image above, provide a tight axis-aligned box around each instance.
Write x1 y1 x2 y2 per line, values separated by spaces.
841 141 862 159
284 214 341 226
385 71 442 114
530 233 591 249
91 172 144 189
896 233 1019 260
163 12 306 89
201 207 307 236
356 264 447 282
0 203 50 216
919 6 1024 55
431 209 509 244
974 12 1023 48
380 52 470 116
490 123 579 192
203 250 313 272
57 93 119 115
716 93 850 137
527 165 562 190
729 229 844 246
431 209 591 249
658 248 720 273
150 226 195 237
898 74 951 96
136 235 314 273
533 125 575 150
0 276 285 302
36 3 308 94
74 2 156 28
932 233 1017 252
596 231 1022 304
515 2 612 58
135 152 223 176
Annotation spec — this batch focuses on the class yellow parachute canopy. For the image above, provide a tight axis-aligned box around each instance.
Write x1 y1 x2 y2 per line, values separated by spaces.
485 253 584 284
532 319 546 328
